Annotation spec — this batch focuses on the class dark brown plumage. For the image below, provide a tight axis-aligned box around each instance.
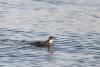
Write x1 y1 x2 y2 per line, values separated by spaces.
31 36 56 47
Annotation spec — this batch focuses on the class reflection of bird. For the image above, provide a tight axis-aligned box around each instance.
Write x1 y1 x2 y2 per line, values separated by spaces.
31 36 56 47
48 45 54 55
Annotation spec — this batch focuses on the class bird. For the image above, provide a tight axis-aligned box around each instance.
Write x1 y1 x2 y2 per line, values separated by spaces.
31 36 56 47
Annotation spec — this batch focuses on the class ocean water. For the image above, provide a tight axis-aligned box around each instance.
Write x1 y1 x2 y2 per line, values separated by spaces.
0 0 100 67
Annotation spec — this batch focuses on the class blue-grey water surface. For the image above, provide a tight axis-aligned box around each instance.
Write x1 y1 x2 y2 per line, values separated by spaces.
0 0 100 67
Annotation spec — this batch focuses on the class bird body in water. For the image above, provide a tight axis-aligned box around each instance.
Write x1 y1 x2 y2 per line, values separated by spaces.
31 36 56 47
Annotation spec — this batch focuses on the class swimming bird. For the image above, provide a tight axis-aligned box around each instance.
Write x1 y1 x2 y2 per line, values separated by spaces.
31 36 56 47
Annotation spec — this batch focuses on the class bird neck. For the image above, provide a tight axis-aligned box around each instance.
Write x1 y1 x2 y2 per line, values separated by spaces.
47 39 53 44
49 40 53 43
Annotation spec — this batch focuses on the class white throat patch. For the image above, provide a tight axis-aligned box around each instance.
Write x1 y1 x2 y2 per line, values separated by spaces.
49 40 53 43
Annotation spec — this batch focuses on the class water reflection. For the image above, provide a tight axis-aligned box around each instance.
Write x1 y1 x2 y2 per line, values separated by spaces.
48 45 54 56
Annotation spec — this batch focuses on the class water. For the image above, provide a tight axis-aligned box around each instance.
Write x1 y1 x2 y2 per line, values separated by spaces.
0 0 100 67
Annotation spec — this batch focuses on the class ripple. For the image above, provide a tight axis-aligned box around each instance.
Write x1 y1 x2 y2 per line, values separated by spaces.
0 0 100 67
